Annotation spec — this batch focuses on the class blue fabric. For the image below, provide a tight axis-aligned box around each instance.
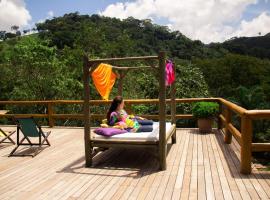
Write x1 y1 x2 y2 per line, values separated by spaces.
137 125 153 132
137 119 153 125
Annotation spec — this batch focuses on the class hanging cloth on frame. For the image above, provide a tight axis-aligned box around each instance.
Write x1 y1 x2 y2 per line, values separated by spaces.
91 63 117 100
165 60 175 86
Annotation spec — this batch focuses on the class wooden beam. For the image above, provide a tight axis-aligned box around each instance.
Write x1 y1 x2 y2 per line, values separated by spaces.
171 61 176 144
158 51 167 170
117 70 128 96
240 114 252 174
0 98 221 105
48 102 54 127
252 143 270 152
88 55 158 63
246 110 270 119
112 66 155 70
83 56 92 167
1 114 48 118
227 123 242 145
218 98 247 116
224 108 232 144
217 102 223 129
219 114 226 124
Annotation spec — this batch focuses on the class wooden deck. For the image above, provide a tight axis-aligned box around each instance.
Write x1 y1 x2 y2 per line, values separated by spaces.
0 127 270 200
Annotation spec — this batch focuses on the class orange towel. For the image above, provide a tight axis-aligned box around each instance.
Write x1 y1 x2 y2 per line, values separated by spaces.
91 63 116 100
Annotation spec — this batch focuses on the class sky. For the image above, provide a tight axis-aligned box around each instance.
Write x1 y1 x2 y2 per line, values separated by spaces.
0 0 270 43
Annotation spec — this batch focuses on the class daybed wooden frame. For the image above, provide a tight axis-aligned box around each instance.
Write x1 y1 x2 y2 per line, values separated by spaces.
83 52 176 170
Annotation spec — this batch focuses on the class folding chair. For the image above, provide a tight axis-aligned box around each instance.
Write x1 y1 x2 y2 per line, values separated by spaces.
0 128 15 145
9 117 51 157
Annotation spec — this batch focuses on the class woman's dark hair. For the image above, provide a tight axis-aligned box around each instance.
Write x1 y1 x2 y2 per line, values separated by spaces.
106 96 123 122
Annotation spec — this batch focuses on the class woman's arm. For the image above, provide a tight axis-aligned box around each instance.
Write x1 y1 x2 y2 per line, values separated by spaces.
108 112 119 126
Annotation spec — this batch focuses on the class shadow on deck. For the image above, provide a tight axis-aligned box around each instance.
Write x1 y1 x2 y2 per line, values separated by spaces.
0 126 270 199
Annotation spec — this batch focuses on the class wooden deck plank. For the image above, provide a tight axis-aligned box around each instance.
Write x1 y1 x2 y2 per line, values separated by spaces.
197 133 206 200
0 126 270 200
215 131 251 200
117 152 154 200
161 131 185 200
206 132 225 200
212 133 242 200
172 130 190 200
179 131 194 200
228 136 263 199
94 153 148 200
209 133 234 200
201 133 215 200
229 137 268 199
189 130 198 200
0 137 82 198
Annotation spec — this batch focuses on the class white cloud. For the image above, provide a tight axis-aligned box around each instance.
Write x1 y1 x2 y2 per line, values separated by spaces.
37 10 54 24
47 10 54 18
101 0 156 20
0 0 31 31
100 0 270 43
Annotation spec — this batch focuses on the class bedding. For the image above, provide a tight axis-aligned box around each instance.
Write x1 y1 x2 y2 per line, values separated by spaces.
91 122 174 142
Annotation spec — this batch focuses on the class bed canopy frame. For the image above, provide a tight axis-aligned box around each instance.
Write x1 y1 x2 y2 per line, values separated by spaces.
83 51 176 170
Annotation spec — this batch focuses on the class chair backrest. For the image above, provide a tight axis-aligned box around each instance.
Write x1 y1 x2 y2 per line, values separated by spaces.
16 118 40 137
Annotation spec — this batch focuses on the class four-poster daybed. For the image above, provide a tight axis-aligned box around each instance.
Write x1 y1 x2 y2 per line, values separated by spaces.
83 51 176 170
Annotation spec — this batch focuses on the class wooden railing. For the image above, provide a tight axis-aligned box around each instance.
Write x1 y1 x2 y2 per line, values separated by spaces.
218 98 270 174
0 98 218 126
0 98 270 174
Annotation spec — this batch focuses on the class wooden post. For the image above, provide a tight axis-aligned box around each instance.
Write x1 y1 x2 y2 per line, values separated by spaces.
125 102 133 115
117 71 124 96
83 56 92 167
158 51 167 170
217 101 222 130
48 102 54 127
240 113 252 174
171 61 176 144
224 108 232 144
117 70 128 96
117 77 123 96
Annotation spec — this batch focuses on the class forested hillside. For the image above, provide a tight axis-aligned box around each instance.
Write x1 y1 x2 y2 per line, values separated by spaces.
0 13 270 141
221 33 270 59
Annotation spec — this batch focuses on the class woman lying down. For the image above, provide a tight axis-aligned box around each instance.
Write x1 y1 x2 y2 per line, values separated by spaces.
105 96 153 132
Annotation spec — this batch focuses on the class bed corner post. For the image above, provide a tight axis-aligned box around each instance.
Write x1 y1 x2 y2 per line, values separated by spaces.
171 61 176 144
83 55 92 167
158 51 167 170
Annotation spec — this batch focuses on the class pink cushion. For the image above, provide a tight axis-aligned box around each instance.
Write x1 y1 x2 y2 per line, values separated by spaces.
93 128 127 136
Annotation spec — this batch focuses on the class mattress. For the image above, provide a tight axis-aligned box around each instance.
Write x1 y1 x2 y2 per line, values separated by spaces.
91 122 174 142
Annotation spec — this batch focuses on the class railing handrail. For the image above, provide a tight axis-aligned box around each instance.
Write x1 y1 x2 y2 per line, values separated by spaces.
218 98 247 116
246 110 270 119
0 98 219 104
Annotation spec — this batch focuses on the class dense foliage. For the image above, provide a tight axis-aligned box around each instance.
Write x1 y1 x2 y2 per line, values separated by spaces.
192 102 219 119
221 33 270 59
0 13 270 144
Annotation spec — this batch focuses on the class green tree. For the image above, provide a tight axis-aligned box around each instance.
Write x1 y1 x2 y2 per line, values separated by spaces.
8 37 77 100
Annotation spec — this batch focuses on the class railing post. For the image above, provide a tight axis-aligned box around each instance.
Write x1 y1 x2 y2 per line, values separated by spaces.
240 113 252 174
125 102 133 115
224 108 232 144
48 102 54 127
171 61 176 144
217 101 222 130
117 70 128 96
158 51 167 170
83 56 92 167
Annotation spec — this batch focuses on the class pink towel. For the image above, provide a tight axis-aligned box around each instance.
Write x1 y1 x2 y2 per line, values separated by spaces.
166 60 175 86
